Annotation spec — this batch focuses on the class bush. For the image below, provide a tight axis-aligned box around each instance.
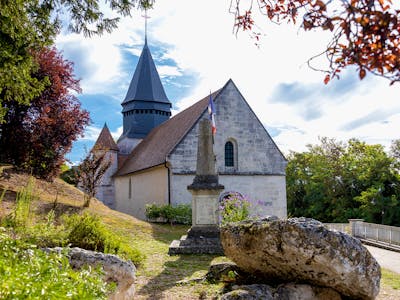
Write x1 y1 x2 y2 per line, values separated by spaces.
64 213 145 265
60 166 78 185
0 231 111 299
21 210 68 248
145 204 192 225
219 193 250 225
64 213 116 252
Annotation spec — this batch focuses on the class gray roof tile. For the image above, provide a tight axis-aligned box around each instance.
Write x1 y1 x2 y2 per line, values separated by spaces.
122 42 170 105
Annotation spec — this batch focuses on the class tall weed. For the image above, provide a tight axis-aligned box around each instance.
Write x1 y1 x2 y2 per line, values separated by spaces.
0 186 6 203
22 210 68 247
4 177 37 228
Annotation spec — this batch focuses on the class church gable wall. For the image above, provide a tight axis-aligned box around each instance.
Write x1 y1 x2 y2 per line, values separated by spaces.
169 81 287 218
169 81 286 176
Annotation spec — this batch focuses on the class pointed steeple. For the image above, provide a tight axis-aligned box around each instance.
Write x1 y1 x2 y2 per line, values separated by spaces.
122 42 170 105
120 39 172 139
93 123 118 151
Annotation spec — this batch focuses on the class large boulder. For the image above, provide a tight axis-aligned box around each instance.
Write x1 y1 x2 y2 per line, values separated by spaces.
221 217 381 299
45 247 136 300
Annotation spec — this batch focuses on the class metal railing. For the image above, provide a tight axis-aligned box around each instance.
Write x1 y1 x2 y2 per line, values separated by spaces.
351 221 400 247
324 220 400 249
324 223 350 234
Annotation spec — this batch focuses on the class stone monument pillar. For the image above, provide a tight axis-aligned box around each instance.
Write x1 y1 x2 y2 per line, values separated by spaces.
169 119 224 255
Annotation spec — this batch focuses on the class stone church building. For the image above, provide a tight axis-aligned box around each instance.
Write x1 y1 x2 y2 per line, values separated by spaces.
92 40 287 220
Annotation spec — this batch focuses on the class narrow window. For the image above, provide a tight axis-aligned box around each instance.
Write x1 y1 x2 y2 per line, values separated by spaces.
225 141 234 167
128 178 132 199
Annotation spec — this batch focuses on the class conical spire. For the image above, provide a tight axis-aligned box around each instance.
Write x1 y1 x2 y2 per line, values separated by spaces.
122 43 170 104
93 123 118 151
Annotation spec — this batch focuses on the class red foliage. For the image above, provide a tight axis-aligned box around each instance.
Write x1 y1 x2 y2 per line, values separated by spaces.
231 0 400 84
0 47 89 179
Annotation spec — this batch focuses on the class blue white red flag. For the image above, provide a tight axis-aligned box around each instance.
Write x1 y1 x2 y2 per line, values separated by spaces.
208 93 216 136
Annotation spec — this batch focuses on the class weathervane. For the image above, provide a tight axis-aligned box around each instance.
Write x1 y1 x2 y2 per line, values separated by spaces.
142 9 150 44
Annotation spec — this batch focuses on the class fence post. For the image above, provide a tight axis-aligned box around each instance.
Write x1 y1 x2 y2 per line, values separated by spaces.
348 219 364 237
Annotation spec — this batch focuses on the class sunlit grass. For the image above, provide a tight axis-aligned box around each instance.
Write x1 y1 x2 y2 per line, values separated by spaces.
382 268 400 290
3 172 399 299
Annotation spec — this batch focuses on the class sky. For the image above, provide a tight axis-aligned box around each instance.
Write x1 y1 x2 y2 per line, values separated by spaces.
55 0 400 165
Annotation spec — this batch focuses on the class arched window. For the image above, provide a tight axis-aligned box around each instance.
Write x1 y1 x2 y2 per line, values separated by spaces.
225 141 234 167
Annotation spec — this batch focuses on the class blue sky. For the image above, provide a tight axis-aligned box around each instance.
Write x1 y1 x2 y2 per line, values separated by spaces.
55 0 400 165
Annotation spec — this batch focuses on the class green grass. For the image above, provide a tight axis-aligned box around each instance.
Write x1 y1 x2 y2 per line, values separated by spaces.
0 231 111 299
3 172 400 299
382 268 400 290
97 216 226 299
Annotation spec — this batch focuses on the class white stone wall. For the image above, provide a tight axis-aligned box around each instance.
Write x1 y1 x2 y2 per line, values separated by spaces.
114 166 168 220
169 80 287 218
95 150 118 208
168 80 287 176
170 174 287 219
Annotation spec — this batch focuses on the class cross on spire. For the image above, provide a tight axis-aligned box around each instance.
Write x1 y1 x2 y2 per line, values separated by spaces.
142 9 151 44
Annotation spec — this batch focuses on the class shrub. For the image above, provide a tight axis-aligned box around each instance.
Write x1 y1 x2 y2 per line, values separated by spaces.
64 213 116 252
21 210 68 248
219 193 250 225
60 166 78 185
145 204 162 219
0 232 111 299
145 204 192 225
64 213 145 266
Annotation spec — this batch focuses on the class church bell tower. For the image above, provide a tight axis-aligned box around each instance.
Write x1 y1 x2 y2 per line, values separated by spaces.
117 24 171 154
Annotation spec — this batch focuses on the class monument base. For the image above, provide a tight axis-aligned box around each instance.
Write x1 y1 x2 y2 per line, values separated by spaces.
168 225 224 255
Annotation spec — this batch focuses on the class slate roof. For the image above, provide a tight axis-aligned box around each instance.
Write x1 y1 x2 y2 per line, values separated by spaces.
122 41 170 105
93 123 118 151
115 89 222 176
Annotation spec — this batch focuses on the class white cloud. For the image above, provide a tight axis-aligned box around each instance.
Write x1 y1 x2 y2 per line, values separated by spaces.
81 125 101 142
59 0 400 160
111 126 123 140
158 65 182 77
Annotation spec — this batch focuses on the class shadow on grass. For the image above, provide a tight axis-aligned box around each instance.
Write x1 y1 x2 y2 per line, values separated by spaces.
36 202 83 219
136 253 217 299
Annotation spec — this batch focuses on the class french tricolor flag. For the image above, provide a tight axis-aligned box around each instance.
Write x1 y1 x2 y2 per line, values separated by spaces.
208 94 216 136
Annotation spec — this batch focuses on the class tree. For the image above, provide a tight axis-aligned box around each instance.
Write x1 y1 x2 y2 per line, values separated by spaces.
0 47 89 180
77 150 111 208
230 0 400 84
390 139 400 171
0 0 152 123
0 0 57 122
286 137 400 225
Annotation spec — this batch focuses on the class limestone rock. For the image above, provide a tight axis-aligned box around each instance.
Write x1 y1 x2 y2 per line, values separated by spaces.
275 283 342 300
221 284 342 300
221 217 381 299
221 284 274 300
205 262 246 283
45 247 136 300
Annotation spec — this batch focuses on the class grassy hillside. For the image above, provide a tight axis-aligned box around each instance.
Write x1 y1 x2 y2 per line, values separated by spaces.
0 169 399 299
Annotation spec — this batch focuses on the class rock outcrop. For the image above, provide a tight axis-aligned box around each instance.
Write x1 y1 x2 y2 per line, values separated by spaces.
220 217 381 299
221 283 342 300
45 247 136 300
